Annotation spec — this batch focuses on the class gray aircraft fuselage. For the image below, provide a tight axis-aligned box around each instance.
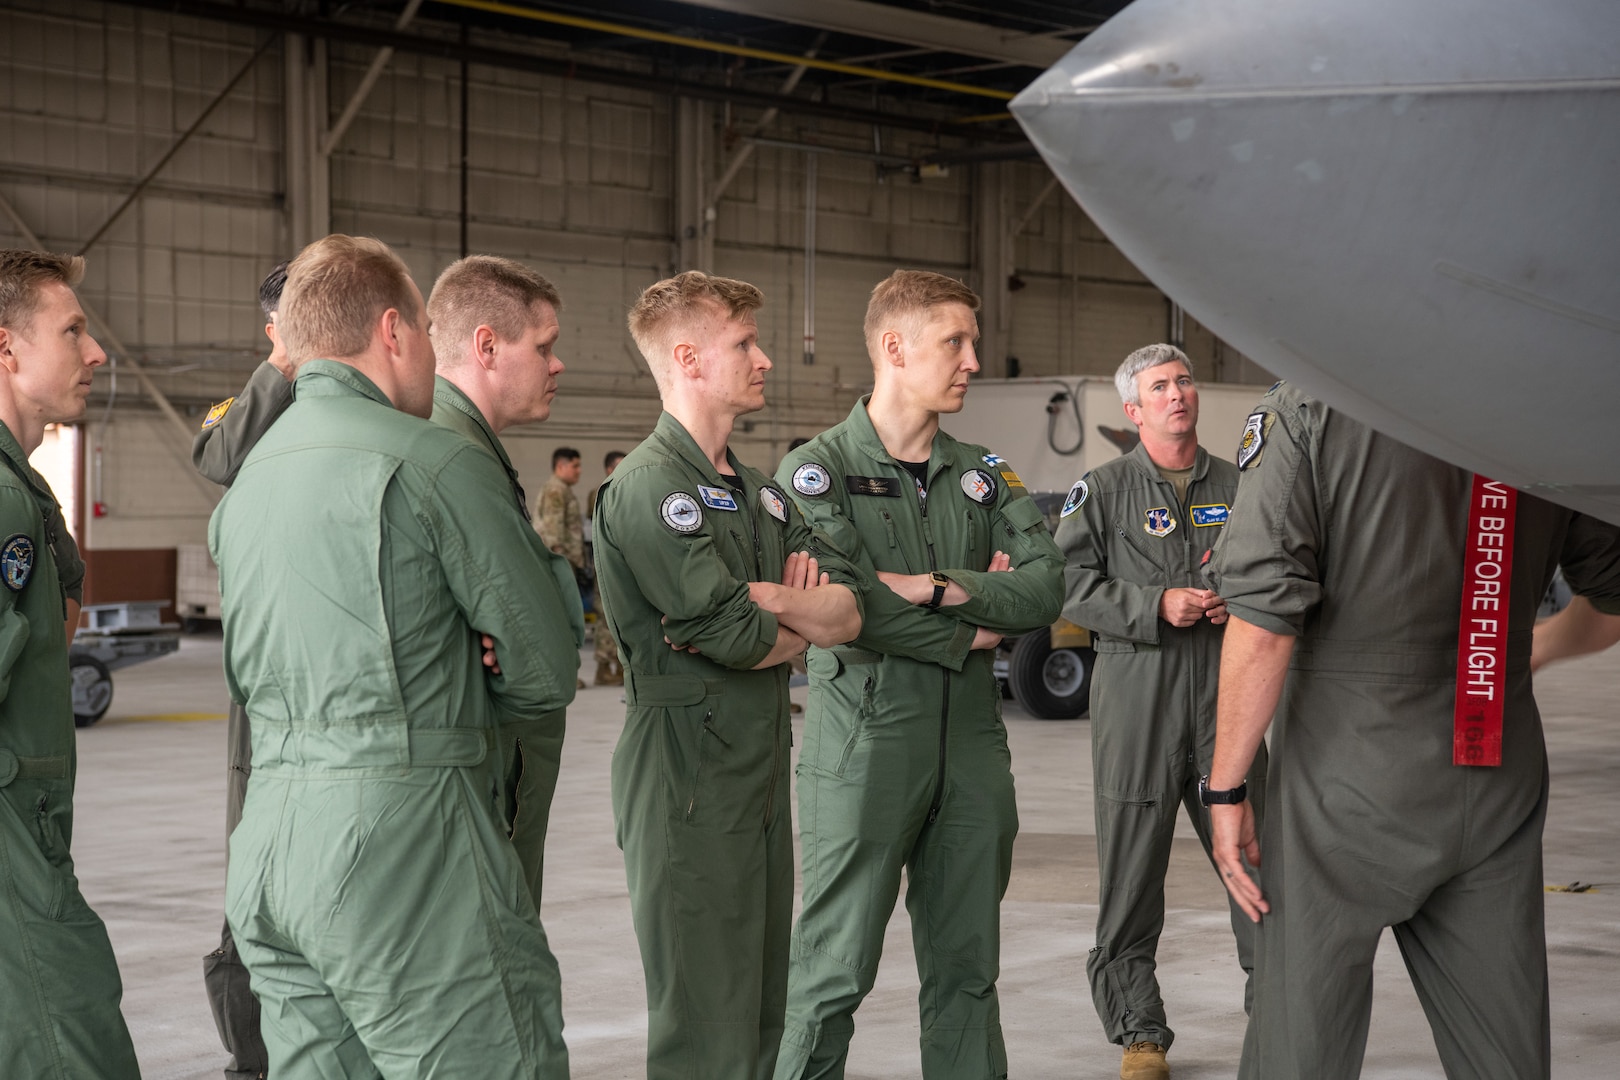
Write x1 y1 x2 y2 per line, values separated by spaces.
1012 0 1620 525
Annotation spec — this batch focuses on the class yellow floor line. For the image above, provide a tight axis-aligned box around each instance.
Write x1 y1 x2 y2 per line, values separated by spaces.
104 712 228 724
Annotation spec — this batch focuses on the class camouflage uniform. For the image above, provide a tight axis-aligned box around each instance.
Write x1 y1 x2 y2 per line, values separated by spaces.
585 484 621 685
536 475 585 571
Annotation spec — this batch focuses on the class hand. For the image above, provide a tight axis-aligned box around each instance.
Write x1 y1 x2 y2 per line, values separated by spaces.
661 615 700 654
986 550 1012 572
1210 801 1268 922
1160 588 1222 627
970 626 1002 651
480 633 501 675
780 550 825 590
1205 600 1229 625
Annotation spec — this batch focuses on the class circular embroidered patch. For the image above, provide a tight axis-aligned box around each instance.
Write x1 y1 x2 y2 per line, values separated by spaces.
1061 479 1089 518
792 462 831 497
660 492 703 534
760 486 788 523
1 534 35 591
960 469 997 506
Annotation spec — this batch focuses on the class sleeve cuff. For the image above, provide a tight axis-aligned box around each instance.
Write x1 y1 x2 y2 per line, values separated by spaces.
741 609 781 669
1225 602 1302 638
1584 593 1620 617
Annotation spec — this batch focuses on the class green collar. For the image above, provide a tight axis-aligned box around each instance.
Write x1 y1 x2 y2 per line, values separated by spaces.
1127 438 1210 485
651 411 746 486
0 421 52 499
293 360 394 406
432 377 513 471
840 396 953 483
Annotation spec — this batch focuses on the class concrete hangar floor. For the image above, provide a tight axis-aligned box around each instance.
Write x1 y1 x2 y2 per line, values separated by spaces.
77 634 1619 1079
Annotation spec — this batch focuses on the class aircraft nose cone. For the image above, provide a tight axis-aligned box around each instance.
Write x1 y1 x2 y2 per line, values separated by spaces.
1013 0 1620 525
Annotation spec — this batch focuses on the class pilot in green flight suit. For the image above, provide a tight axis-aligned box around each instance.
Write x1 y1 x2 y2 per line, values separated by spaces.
212 237 580 1078
594 272 862 1080
774 272 1063 1080
0 250 141 1078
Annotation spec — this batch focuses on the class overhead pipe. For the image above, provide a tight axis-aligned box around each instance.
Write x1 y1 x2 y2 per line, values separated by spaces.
433 0 1016 101
105 0 1023 140
803 153 817 366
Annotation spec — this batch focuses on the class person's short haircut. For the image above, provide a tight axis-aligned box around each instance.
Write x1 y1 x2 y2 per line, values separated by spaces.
862 270 980 355
277 235 422 366
552 447 581 469
627 271 764 386
1115 343 1194 406
0 249 86 336
258 260 290 319
427 255 562 368
603 450 626 470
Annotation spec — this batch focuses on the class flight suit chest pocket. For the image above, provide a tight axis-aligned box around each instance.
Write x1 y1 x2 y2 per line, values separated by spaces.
1112 511 1169 581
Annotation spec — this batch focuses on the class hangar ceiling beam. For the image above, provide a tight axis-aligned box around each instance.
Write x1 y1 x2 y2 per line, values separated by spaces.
668 0 1077 69
320 0 428 157
103 0 1024 141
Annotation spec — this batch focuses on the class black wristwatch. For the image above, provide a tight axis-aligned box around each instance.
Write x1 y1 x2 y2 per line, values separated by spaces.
923 571 950 609
1198 774 1248 806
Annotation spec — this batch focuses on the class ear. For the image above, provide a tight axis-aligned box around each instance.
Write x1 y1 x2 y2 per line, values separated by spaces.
378 308 406 358
1122 400 1143 428
672 341 701 380
880 329 904 369
0 328 14 374
263 321 277 347
474 325 498 369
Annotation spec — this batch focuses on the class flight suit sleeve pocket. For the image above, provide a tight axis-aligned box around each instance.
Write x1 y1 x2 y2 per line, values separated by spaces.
1092 638 1138 655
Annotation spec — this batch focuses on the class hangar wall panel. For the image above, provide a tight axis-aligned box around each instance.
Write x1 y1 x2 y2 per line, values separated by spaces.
0 0 1263 574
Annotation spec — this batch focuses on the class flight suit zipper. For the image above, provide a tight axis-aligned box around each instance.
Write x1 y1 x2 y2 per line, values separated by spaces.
918 465 950 826
747 483 784 827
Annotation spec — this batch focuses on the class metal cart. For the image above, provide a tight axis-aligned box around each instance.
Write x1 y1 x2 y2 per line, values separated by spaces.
69 602 181 727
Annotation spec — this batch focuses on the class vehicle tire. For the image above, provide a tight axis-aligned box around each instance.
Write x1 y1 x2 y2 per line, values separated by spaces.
70 654 113 727
1007 632 1093 720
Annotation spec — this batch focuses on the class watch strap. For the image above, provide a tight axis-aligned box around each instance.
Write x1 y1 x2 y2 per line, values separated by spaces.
1199 774 1248 806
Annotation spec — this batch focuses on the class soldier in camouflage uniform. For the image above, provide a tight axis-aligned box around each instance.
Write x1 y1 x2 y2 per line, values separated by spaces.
585 450 626 686
537 447 585 572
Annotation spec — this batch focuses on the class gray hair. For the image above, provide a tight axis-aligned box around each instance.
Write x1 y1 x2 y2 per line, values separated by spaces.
1115 343 1193 405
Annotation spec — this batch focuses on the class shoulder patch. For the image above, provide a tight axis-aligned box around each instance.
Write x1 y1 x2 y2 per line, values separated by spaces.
792 462 832 497
960 469 997 506
200 397 235 431
760 485 788 523
660 492 704 534
1237 411 1270 470
1 534 34 591
1061 479 1089 517
981 452 1005 467
698 484 739 512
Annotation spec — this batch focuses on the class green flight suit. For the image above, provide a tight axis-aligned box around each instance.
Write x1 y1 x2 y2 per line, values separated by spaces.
593 411 861 1080
1206 383 1620 1080
774 399 1064 1080
1053 442 1266 1049
430 375 584 908
194 358 293 1080
210 361 581 1080
0 421 141 1079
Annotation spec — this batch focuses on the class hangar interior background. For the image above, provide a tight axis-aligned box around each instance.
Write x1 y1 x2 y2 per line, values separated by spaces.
0 0 1272 612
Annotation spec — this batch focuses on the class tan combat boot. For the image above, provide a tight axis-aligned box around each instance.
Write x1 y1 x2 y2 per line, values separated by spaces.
1120 1041 1168 1080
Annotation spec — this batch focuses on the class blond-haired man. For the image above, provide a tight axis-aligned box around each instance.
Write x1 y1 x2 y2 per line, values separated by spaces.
774 270 1063 1079
211 236 580 1078
594 271 863 1080
0 249 140 1079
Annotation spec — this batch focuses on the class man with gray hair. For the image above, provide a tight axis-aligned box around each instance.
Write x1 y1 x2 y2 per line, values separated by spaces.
1052 343 1265 1080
